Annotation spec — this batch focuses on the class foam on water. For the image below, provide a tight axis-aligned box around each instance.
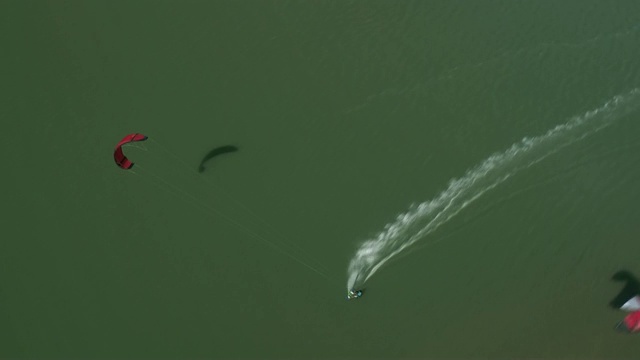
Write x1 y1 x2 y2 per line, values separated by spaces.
347 88 640 290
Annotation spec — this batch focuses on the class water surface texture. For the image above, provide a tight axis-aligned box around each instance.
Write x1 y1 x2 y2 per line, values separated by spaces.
2 1 640 358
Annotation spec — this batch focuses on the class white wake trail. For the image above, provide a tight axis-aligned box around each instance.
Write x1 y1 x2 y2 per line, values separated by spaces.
347 89 640 290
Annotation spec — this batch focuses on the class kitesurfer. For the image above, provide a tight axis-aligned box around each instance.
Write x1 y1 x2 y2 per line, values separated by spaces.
347 289 363 300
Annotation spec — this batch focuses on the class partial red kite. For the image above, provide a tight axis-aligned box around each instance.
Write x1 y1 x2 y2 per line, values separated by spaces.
114 133 148 169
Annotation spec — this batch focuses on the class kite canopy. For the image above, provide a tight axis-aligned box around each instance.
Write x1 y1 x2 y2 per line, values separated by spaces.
114 133 148 169
618 311 640 333
621 296 640 312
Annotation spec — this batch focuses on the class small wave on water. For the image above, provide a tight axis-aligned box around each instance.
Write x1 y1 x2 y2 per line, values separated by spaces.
347 88 640 290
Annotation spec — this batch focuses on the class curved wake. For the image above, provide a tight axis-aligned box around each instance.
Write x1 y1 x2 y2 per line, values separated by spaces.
347 88 640 290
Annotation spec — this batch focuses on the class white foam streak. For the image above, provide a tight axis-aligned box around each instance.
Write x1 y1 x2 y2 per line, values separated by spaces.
347 89 640 290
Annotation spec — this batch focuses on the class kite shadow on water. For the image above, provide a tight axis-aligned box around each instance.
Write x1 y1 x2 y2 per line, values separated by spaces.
198 145 239 173
609 270 640 309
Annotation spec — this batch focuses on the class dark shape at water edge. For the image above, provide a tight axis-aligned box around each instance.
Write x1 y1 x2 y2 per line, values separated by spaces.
198 145 239 173
609 270 640 309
